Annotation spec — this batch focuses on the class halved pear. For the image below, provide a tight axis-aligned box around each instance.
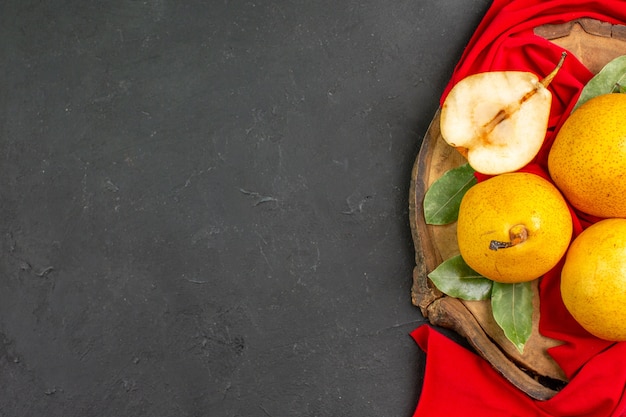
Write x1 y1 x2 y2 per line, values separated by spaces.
440 53 566 175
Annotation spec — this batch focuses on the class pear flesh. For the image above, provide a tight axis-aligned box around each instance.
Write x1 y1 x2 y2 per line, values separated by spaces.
440 58 564 175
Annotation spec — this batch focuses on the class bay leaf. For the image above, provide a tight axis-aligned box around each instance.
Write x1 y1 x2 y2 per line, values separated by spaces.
491 281 533 354
423 163 476 225
428 255 492 300
573 54 626 112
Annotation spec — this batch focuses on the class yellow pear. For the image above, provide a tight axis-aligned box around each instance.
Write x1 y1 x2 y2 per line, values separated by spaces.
561 218 626 341
548 93 626 218
457 172 573 283
440 53 566 175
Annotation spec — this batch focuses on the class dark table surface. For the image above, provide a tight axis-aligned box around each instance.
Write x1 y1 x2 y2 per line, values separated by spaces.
2 1 491 415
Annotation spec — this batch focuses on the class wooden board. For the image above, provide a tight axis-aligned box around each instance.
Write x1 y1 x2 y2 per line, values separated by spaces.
409 19 626 401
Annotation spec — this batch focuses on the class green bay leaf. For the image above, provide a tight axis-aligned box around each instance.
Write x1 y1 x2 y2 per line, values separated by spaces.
423 163 476 225
428 255 492 300
573 54 626 112
491 281 533 354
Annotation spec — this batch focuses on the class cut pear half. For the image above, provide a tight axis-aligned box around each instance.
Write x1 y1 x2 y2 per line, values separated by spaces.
440 53 566 175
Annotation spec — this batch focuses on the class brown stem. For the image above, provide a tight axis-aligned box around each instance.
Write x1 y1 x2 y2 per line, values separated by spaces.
489 224 528 251
540 51 567 87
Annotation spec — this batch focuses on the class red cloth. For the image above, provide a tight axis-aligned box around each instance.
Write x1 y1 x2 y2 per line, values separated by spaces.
413 1 626 416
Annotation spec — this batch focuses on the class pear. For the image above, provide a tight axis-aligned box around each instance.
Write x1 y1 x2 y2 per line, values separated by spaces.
440 53 566 175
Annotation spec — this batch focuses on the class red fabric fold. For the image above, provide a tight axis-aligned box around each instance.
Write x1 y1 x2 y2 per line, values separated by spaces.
412 326 626 417
413 1 626 416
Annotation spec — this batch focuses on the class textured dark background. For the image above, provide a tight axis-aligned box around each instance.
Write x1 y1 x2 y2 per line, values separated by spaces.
1 1 490 415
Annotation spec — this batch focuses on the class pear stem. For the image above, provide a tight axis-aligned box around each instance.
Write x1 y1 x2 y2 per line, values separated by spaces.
540 51 567 88
489 224 528 251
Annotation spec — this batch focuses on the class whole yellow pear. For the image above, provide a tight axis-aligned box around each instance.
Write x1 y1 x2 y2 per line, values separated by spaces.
457 172 573 283
561 218 626 341
548 93 626 218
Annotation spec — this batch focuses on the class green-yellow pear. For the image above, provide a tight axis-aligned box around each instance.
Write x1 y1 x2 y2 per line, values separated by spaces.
440 53 566 175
